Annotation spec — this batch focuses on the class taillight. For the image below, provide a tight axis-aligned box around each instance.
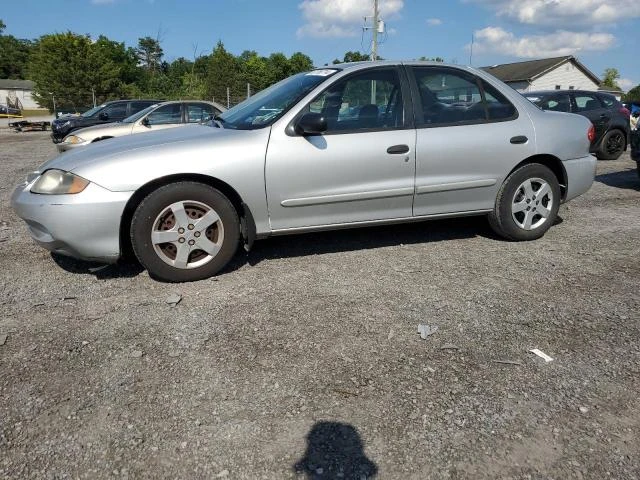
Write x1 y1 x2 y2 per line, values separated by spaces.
620 107 631 118
588 124 596 143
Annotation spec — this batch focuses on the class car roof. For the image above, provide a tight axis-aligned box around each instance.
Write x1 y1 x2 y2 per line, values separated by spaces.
322 60 479 74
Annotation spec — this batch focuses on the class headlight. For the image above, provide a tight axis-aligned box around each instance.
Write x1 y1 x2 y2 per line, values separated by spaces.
64 135 85 144
31 169 90 195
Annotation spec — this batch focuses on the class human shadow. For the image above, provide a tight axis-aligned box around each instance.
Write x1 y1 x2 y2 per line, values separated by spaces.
294 421 378 479
595 168 640 191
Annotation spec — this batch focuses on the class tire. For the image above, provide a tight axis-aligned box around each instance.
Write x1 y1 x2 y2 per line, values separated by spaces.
130 182 240 282
596 129 625 160
488 163 561 241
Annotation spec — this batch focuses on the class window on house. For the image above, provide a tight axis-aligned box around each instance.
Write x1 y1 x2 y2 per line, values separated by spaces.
555 85 561 90
569 86 575 90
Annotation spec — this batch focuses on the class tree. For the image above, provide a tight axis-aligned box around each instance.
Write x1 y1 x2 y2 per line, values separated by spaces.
205 41 241 103
418 56 444 62
28 32 133 111
0 20 33 79
333 51 370 64
289 52 314 74
624 85 640 103
136 36 163 73
602 68 621 90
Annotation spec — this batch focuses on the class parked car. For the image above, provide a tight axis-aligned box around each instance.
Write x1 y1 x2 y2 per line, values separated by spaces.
57 101 225 152
12 61 596 282
50 100 160 143
524 90 630 160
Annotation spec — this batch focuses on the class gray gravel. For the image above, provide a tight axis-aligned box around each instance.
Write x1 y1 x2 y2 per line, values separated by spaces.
1 131 639 479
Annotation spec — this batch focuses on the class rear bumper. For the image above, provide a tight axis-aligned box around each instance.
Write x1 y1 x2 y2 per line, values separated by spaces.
11 179 133 263
563 154 597 202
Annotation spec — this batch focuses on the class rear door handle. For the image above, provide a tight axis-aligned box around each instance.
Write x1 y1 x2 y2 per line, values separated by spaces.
510 136 528 144
387 144 410 154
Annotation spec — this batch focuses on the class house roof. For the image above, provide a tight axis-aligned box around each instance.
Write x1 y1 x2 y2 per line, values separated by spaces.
0 79 35 90
481 56 601 85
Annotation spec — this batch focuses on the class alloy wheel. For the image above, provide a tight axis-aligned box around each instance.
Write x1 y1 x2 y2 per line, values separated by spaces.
511 178 554 231
151 200 224 269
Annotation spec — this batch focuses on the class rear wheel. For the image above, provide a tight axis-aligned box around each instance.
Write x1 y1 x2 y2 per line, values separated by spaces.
131 182 240 282
596 129 625 160
488 163 560 241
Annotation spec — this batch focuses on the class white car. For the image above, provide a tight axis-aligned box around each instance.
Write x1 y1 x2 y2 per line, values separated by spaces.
57 100 225 152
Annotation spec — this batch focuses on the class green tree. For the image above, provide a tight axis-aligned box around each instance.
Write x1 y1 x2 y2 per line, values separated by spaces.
288 52 314 73
0 20 33 79
333 51 370 64
28 32 132 111
602 68 621 90
205 41 241 104
136 36 163 73
624 85 640 103
418 56 445 62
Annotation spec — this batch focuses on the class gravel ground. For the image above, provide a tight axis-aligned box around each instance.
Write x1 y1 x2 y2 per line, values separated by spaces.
1 131 639 479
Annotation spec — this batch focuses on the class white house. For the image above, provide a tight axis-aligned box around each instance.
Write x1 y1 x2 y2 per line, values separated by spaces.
0 79 44 110
482 56 622 100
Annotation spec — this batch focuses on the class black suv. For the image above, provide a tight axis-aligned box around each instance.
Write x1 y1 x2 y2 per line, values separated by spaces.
51 99 160 143
525 90 631 160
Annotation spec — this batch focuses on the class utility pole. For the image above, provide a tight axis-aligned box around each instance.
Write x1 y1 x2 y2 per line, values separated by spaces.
371 0 379 61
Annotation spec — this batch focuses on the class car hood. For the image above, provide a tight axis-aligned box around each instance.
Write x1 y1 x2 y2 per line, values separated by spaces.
37 125 271 191
70 122 132 139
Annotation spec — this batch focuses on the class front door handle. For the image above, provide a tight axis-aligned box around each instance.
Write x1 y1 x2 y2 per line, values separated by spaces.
510 136 528 144
387 144 410 154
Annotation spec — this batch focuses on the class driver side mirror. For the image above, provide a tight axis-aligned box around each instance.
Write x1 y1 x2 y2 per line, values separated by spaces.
141 117 150 127
295 112 327 135
98 111 109 121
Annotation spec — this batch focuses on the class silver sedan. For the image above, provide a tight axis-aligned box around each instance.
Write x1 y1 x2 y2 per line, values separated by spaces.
12 61 596 282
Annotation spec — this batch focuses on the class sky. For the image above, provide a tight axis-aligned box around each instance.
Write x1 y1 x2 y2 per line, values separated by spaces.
2 0 639 91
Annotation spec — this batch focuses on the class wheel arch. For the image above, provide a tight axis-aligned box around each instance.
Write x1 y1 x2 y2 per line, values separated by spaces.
507 154 568 201
119 173 256 259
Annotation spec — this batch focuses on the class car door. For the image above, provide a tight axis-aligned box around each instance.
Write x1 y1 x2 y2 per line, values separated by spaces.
408 66 536 216
265 67 416 231
132 103 184 134
571 92 607 142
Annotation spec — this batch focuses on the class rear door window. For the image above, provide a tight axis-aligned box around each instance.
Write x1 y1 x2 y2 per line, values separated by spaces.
573 94 603 112
410 67 517 126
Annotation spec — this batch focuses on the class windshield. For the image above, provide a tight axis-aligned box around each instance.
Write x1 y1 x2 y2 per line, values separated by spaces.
81 105 105 117
218 69 338 129
122 104 160 123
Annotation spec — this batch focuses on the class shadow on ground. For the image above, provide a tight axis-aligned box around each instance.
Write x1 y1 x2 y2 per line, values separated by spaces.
51 253 144 279
294 421 378 479
234 215 490 269
596 168 640 191
51 215 493 280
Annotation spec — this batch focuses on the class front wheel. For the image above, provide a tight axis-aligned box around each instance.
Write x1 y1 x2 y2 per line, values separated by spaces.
488 163 561 241
131 182 240 282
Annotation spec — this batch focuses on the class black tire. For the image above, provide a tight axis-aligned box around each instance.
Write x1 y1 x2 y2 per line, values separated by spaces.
488 163 561 241
131 182 240 282
596 129 626 160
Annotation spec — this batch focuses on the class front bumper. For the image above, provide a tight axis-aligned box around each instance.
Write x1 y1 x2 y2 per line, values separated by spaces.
11 179 133 263
563 154 597 202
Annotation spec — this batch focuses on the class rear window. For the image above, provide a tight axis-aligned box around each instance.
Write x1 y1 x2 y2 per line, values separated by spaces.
598 94 618 108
